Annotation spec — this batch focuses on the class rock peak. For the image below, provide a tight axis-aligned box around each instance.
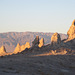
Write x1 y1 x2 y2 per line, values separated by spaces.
0 46 6 55
0 46 6 52
38 38 44 47
17 43 21 47
67 20 75 39
72 19 75 26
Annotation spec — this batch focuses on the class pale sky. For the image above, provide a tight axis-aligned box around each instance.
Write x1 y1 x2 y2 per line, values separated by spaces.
0 0 75 34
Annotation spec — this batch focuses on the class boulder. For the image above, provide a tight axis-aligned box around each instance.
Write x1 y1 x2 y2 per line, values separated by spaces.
51 32 61 46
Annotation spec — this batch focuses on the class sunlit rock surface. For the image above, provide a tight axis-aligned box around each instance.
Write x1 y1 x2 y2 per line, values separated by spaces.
51 32 61 46
67 20 75 39
38 38 44 47
0 46 6 56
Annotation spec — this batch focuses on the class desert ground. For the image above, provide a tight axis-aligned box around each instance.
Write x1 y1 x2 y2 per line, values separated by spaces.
0 47 75 75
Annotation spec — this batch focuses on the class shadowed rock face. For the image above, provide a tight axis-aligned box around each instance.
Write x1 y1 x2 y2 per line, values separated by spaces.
32 36 39 46
51 32 61 45
67 20 75 39
38 38 44 47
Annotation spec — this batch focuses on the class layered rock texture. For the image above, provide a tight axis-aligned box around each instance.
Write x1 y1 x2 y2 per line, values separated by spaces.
32 36 39 47
38 38 44 47
51 32 61 46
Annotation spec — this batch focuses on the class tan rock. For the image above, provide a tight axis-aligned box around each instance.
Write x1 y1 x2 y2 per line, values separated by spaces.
51 32 61 45
21 44 25 51
38 38 44 47
32 36 39 46
0 46 6 56
21 42 30 51
13 43 21 54
13 42 31 54
67 20 75 39
25 42 30 48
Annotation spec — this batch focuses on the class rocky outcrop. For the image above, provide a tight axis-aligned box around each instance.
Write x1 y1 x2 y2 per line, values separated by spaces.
13 42 31 54
0 46 6 56
63 20 75 48
13 43 21 54
38 38 44 47
32 36 39 47
51 32 61 46
21 42 30 51
67 20 75 39
25 42 30 48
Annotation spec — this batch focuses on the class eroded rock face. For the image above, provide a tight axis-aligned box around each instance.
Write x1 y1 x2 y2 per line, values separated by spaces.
0 46 6 55
67 20 75 39
38 38 44 47
32 36 39 46
51 32 61 45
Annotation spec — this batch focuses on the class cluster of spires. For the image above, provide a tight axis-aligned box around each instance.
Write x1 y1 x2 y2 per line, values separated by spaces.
0 20 75 56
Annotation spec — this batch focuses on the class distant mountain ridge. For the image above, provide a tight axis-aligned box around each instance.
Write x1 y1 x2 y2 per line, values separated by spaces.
0 32 67 52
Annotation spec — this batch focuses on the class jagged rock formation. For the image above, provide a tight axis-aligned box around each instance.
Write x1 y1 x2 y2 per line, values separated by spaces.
0 46 6 56
67 20 75 39
63 20 75 48
13 42 30 54
13 43 21 54
32 36 39 47
38 38 44 47
21 42 30 51
0 32 67 52
25 42 30 48
51 32 61 46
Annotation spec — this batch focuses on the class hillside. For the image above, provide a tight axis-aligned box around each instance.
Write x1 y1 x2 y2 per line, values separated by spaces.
0 32 67 52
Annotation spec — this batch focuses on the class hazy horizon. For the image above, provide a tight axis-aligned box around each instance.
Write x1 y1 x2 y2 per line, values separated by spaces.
0 31 67 34
0 0 75 33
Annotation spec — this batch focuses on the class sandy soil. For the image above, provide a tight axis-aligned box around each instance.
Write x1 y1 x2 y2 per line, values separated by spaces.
0 50 75 75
